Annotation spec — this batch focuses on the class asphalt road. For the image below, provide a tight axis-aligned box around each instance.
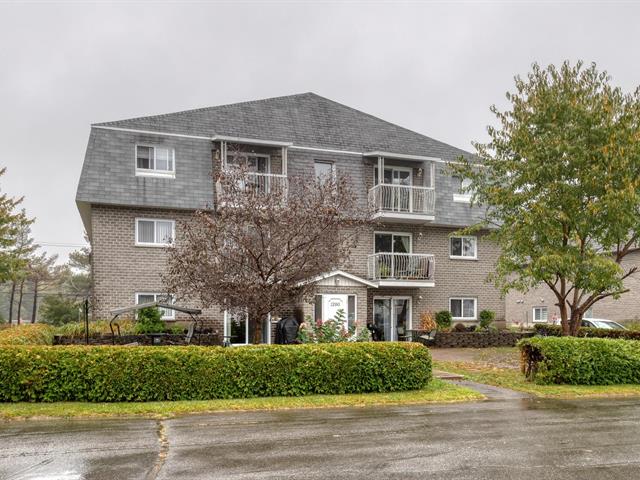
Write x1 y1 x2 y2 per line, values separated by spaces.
2 394 640 480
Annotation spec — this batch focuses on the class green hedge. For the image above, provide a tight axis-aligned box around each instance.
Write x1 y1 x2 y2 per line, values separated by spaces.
519 336 640 385
0 325 54 345
0 342 431 402
533 323 640 340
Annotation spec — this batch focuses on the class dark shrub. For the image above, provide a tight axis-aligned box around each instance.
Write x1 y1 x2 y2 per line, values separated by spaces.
479 310 496 329
0 342 432 402
533 323 640 340
435 311 452 329
40 295 81 326
519 336 640 385
135 307 165 334
453 323 467 332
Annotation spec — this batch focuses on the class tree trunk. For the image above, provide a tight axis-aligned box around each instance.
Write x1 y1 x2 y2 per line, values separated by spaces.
569 310 582 336
31 279 38 323
251 313 263 344
8 281 16 325
16 279 25 325
559 300 570 336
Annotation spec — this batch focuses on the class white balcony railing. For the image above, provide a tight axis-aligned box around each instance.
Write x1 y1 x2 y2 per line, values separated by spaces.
217 172 288 199
367 253 435 281
368 184 435 216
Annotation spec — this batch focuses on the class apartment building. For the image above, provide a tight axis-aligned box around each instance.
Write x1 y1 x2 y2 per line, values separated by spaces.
76 93 503 343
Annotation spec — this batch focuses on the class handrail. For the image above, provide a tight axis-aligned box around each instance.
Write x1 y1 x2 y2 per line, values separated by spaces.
368 183 435 215
367 252 435 281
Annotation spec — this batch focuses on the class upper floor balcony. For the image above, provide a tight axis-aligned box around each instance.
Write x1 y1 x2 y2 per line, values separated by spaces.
215 138 290 206
366 151 437 224
367 252 435 287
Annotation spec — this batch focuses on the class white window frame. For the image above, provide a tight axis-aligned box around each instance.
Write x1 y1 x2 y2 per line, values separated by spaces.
223 310 272 346
135 218 176 247
135 292 175 320
314 160 335 183
135 144 176 178
373 165 414 186
449 235 477 260
449 297 477 321
453 177 473 203
533 306 549 323
373 231 413 254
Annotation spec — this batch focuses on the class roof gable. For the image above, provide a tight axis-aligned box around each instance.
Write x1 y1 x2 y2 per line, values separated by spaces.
94 93 473 159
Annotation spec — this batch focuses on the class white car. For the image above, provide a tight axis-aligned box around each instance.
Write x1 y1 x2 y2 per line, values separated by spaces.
581 318 627 330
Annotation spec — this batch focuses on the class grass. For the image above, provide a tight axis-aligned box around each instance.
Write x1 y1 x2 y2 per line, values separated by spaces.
433 348 640 399
0 379 482 420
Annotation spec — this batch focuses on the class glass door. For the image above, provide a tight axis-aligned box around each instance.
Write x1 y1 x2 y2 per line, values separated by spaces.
373 297 411 341
393 169 412 212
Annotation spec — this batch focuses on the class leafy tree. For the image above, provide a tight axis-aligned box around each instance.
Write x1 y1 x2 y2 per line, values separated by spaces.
27 252 58 323
0 168 31 283
452 61 640 335
165 157 371 344
7 213 36 324
39 294 81 326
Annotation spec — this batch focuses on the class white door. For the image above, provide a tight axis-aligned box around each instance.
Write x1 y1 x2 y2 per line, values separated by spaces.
322 294 349 326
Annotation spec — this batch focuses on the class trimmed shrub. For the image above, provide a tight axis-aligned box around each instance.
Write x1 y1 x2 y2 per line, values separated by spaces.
0 325 55 345
479 310 495 329
533 323 640 340
435 310 452 329
0 342 432 402
519 336 640 385
135 307 165 334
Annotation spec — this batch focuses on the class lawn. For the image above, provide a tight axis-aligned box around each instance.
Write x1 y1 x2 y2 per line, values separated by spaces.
433 346 640 399
0 379 482 419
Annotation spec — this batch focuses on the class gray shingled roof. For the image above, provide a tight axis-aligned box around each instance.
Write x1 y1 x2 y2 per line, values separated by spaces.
95 92 473 159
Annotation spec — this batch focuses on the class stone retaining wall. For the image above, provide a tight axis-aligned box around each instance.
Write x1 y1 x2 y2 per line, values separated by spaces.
430 331 534 348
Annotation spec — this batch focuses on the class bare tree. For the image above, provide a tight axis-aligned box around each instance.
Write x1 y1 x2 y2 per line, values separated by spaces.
164 164 371 343
28 252 58 322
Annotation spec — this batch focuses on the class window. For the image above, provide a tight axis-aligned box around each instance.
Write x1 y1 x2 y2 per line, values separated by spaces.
453 177 473 203
374 232 412 253
314 161 334 183
135 293 175 319
450 297 477 320
224 310 271 345
450 236 477 259
226 153 270 173
313 294 357 328
136 219 175 246
533 306 548 323
135 145 175 176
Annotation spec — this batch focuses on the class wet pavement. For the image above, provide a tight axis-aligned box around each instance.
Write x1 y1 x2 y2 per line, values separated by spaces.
2 395 640 479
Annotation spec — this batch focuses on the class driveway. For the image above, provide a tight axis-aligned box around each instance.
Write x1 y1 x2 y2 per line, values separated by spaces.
1 396 640 479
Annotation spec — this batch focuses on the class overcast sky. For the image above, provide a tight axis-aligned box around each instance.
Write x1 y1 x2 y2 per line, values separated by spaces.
1 0 639 262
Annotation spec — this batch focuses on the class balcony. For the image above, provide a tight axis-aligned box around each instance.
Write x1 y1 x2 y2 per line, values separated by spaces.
367 253 435 287
368 184 435 223
216 172 288 206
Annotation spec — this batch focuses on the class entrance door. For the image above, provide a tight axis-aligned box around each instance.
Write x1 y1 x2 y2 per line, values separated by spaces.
372 297 411 341
322 294 349 327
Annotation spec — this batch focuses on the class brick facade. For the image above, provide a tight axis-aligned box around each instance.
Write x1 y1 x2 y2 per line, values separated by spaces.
506 250 640 326
90 204 504 340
